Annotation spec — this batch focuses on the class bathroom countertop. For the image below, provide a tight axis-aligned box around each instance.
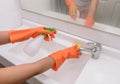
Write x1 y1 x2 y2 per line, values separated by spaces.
0 20 120 84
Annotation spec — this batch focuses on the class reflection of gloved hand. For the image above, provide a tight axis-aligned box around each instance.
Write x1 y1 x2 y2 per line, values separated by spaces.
85 17 94 28
9 27 56 43
50 45 82 71
65 0 79 20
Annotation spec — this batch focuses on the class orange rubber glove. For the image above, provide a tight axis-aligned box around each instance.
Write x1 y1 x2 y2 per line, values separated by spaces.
50 45 82 71
65 0 79 20
85 17 94 28
9 27 56 43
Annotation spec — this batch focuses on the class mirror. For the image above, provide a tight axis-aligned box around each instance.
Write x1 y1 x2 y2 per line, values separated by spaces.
20 0 120 36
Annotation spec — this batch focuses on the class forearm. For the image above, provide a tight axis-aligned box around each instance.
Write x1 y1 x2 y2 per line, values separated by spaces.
0 56 55 84
0 31 10 45
88 0 99 18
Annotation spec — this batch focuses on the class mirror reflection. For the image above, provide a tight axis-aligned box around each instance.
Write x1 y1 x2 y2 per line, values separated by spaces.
20 0 120 35
52 0 98 28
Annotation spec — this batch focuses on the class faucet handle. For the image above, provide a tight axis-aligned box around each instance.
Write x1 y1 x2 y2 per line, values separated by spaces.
87 42 99 47
80 42 102 59
87 42 102 59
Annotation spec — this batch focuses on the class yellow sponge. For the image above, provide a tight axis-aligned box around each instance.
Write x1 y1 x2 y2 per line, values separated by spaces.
73 42 82 48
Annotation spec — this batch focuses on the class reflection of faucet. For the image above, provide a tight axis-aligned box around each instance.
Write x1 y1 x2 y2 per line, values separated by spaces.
80 42 102 59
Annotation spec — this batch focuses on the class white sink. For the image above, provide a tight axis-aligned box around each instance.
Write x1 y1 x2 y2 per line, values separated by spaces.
75 48 120 84
0 21 120 84
2 32 91 84
1 29 120 84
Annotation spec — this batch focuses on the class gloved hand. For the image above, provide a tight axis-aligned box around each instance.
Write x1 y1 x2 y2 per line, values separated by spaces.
65 0 79 20
9 27 56 43
50 45 82 71
85 16 94 28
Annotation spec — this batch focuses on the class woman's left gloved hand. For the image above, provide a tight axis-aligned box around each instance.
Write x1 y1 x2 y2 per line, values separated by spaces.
9 27 56 43
49 45 82 71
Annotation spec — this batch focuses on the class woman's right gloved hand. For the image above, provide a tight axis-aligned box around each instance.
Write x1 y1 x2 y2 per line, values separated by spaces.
50 45 82 71
9 27 56 43
65 0 79 20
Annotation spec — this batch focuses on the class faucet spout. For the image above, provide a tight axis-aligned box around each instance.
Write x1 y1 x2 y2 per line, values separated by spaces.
80 42 102 59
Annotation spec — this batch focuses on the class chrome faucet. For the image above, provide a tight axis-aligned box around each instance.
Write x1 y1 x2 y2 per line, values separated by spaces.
80 42 102 59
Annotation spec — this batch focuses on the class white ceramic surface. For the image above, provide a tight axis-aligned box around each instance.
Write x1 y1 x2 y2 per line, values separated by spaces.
0 0 22 29
3 33 91 84
0 21 120 84
76 51 120 84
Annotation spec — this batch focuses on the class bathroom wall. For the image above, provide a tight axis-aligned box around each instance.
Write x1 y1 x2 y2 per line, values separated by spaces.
21 0 51 11
0 0 22 30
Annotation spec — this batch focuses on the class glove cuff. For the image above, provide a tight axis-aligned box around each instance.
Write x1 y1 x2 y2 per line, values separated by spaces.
85 17 94 28
9 28 33 43
49 55 65 71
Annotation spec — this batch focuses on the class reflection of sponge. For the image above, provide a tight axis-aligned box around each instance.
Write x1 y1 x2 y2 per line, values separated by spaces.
73 42 82 48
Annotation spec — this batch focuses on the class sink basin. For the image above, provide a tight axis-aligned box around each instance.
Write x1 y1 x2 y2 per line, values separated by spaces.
1 30 120 84
0 22 120 84
75 49 120 84
5 35 91 84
